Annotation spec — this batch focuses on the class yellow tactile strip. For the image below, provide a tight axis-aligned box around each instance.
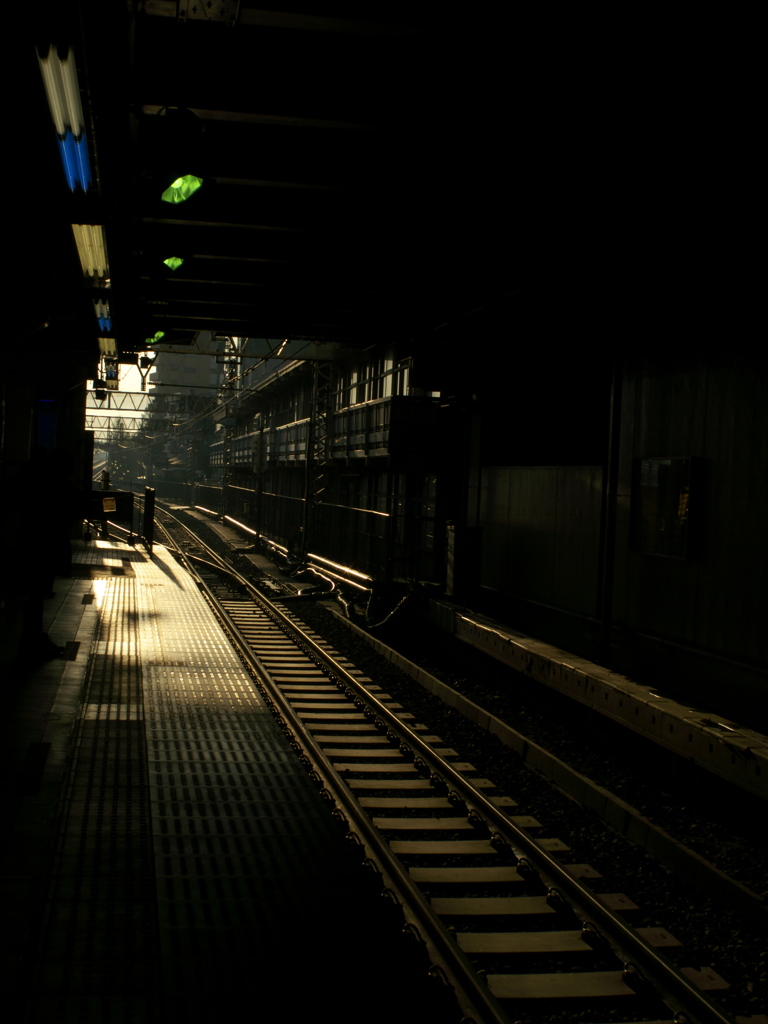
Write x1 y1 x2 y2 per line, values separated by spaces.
28 573 160 1021
24 540 447 1021
134 545 390 1018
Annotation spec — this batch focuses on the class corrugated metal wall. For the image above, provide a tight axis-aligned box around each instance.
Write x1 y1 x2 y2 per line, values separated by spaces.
479 466 602 617
476 356 767 700
616 357 768 666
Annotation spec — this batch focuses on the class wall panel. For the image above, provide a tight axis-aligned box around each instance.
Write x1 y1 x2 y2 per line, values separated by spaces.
618 357 768 666
479 466 601 616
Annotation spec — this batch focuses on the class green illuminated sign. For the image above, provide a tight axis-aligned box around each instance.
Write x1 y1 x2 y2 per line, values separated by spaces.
163 257 184 271
161 174 203 204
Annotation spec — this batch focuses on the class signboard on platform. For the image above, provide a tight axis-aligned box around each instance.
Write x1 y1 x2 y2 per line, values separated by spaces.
82 490 134 523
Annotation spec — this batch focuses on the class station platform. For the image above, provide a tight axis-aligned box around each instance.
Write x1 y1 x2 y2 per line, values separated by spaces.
3 538 443 1024
423 600 768 800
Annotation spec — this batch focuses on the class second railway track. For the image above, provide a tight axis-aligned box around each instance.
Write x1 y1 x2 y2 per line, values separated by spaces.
149 504 757 1024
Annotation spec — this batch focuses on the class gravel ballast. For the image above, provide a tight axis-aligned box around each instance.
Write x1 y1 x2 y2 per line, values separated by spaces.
283 596 768 1021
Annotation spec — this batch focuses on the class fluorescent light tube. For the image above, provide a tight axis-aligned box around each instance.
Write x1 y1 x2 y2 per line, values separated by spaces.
58 134 78 190
57 132 92 192
38 46 85 135
75 136 92 191
72 224 109 278
37 48 67 135
59 49 85 136
39 46 92 191
85 224 105 277
94 298 111 331
98 338 118 357
71 224 91 274
83 224 98 275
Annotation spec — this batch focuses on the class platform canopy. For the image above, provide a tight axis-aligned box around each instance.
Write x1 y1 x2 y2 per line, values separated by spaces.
21 2 653 365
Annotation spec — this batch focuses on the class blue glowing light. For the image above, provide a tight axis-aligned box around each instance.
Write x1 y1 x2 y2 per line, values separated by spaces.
74 136 92 191
57 130 92 192
58 134 77 190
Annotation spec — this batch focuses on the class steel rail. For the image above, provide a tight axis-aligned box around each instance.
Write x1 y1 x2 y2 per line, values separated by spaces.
155 505 738 1024
261 614 737 1024
154 511 514 1024
223 606 514 1024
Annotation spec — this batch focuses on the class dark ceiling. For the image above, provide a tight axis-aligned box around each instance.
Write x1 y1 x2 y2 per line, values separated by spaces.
21 3 683 366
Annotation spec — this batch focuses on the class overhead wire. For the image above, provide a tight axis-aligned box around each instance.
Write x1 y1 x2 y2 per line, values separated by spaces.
111 338 301 452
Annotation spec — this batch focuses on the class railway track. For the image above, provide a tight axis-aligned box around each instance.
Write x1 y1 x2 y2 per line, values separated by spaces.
150 506 745 1024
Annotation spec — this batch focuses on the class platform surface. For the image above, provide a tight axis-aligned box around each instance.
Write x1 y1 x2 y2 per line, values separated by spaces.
3 539 442 1024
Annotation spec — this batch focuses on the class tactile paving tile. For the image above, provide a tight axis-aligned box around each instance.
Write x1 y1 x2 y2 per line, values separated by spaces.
133 545 385 1018
27 541 433 1023
28 573 161 1023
